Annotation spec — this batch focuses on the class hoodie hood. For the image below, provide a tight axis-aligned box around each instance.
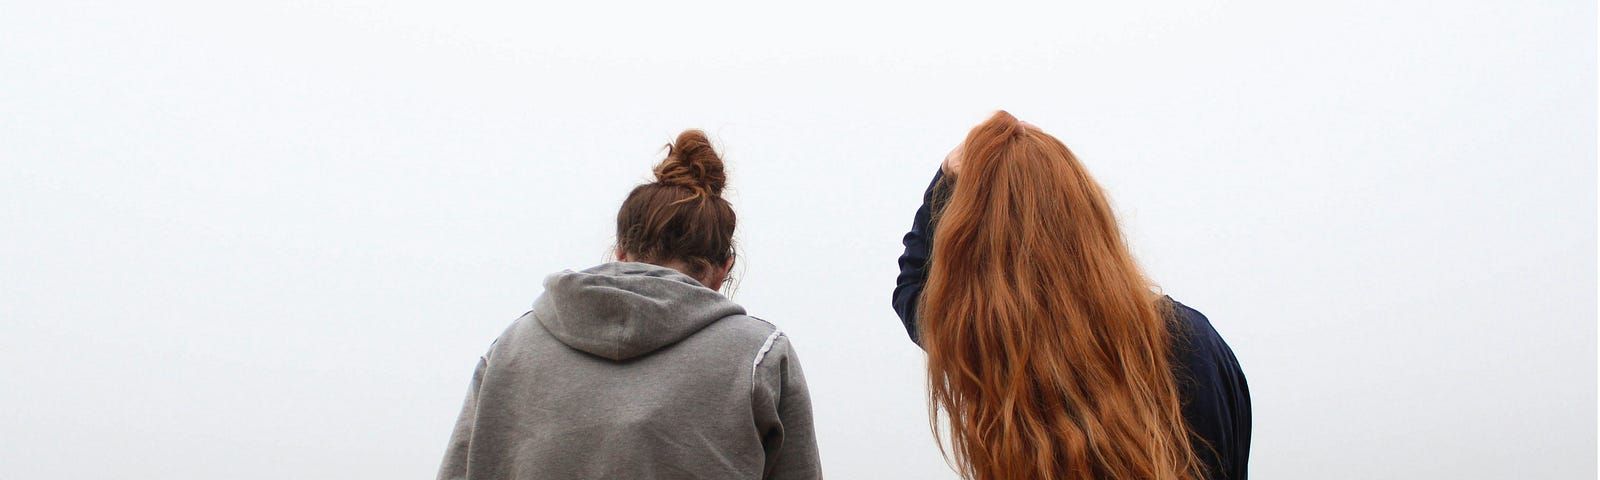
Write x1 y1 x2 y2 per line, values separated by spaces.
533 262 745 361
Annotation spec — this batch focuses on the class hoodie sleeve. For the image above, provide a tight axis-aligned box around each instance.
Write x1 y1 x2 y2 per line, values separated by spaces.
892 169 948 346
753 335 822 480
437 356 488 480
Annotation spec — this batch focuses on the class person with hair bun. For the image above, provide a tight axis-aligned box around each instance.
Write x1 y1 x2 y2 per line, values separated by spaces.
892 112 1251 479
439 130 822 480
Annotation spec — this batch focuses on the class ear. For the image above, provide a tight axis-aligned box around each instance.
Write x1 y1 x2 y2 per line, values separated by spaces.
614 248 628 262
706 257 736 291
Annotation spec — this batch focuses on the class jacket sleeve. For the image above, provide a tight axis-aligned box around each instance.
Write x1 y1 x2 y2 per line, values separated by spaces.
1170 303 1252 480
1220 341 1252 479
891 169 949 346
753 335 823 480
437 356 488 480
1201 339 1252 480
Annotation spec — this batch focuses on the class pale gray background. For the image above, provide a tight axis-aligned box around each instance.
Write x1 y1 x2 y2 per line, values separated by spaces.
2 1 1594 478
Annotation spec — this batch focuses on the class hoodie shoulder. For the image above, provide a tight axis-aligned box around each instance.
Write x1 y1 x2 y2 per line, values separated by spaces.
1168 298 1228 353
699 314 785 350
690 315 794 378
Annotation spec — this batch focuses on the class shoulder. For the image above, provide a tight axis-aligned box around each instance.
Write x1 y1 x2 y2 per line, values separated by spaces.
1167 297 1221 343
1164 296 1246 390
701 314 783 344
1164 296 1241 368
478 310 563 365
711 315 805 372
691 314 797 365
739 317 806 408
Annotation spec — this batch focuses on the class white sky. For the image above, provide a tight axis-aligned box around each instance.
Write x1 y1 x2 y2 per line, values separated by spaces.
1 1 1594 478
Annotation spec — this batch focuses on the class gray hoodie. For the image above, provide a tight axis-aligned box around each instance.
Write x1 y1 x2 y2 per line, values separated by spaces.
438 262 821 480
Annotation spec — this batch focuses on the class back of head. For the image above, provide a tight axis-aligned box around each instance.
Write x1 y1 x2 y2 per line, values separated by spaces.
921 111 1202 479
615 130 736 285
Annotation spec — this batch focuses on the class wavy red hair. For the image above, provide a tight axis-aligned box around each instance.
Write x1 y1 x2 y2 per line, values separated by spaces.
921 111 1202 479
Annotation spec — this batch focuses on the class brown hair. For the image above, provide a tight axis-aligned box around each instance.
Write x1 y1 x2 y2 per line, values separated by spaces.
615 129 736 284
921 111 1203 479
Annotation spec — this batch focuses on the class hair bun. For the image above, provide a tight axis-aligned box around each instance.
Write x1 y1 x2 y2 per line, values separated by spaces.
653 129 726 198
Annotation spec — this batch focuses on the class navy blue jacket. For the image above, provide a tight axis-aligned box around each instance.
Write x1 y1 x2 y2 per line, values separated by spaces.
892 170 1252 479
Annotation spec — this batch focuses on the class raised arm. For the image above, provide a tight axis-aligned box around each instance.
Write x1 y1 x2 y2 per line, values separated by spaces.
891 169 949 346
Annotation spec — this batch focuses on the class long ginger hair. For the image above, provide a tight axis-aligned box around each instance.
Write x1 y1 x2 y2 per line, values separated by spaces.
921 111 1203 480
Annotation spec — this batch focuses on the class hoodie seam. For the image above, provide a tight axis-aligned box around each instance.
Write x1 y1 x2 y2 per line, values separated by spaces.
750 329 784 398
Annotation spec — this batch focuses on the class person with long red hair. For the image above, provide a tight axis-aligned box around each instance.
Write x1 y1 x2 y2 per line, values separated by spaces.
892 111 1251 479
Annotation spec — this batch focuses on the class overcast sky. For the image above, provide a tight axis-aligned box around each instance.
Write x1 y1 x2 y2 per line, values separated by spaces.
2 1 1594 478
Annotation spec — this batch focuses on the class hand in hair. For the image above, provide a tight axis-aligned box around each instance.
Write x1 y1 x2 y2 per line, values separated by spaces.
941 141 965 177
943 118 1035 177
